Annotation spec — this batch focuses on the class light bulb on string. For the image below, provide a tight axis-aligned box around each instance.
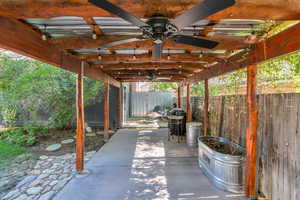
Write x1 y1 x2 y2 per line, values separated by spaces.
42 25 47 41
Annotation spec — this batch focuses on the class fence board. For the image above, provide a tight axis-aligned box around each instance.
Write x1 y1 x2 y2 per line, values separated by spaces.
189 93 300 199
130 91 173 117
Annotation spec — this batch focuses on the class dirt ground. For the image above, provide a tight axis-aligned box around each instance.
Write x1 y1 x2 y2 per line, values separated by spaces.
27 129 109 156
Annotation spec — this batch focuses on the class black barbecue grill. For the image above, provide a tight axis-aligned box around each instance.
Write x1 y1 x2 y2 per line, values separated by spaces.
167 108 186 143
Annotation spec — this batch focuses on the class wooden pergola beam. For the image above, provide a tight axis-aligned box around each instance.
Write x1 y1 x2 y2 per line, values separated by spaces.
119 78 183 82
51 35 133 50
53 36 247 51
83 53 221 63
108 70 191 77
0 16 120 87
95 63 206 71
0 0 299 20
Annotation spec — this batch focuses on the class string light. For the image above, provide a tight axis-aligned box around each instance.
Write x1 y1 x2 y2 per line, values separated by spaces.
133 48 136 60
167 49 170 60
92 25 97 39
97 48 102 60
42 25 47 41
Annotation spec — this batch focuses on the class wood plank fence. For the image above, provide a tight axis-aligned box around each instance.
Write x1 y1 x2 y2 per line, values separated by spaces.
189 93 300 199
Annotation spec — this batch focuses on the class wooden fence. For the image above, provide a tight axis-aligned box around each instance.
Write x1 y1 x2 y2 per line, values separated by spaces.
189 93 300 199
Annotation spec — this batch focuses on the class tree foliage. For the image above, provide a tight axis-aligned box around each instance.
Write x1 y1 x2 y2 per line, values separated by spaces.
149 82 177 92
0 53 103 128
149 51 300 96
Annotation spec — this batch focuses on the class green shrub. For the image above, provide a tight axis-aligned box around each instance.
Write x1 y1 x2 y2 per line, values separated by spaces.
0 141 27 161
0 126 48 146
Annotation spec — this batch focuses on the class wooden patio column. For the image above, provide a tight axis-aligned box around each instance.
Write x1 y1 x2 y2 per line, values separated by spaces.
177 86 181 108
76 61 85 172
245 65 258 199
103 82 110 140
203 79 209 136
186 84 191 122
117 84 123 128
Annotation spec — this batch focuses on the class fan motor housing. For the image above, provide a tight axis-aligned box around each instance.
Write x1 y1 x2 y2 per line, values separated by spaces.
143 14 178 44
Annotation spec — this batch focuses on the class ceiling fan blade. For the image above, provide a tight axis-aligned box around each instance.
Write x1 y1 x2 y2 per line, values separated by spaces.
172 0 235 31
100 38 145 48
89 0 148 27
172 35 218 49
152 43 163 59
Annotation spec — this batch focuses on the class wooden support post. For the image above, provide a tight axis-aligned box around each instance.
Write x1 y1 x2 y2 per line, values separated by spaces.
76 61 85 172
245 65 258 199
103 82 110 140
177 86 181 108
117 84 123 128
203 79 209 136
186 84 191 122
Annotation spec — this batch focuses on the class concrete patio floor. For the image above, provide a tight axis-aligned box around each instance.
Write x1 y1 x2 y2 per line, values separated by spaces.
54 128 246 200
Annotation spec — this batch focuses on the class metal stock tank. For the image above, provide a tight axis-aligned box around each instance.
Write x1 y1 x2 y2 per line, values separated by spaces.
198 136 245 193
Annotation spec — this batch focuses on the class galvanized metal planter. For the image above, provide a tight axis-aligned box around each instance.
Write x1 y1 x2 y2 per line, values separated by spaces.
198 136 245 193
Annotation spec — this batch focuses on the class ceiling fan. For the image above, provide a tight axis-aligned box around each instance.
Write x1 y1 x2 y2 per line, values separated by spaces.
145 70 171 81
88 0 235 59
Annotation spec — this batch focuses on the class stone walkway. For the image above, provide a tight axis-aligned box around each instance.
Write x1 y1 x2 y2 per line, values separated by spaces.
2 151 96 200
54 128 246 200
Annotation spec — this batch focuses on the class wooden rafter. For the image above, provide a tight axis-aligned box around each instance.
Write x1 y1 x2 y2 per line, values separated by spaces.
51 35 133 50
0 16 120 87
94 63 206 71
84 17 103 36
52 35 247 51
108 69 192 76
200 21 219 36
82 53 223 63
0 0 299 20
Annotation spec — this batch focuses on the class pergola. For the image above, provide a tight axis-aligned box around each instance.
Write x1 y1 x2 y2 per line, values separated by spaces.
0 0 299 198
